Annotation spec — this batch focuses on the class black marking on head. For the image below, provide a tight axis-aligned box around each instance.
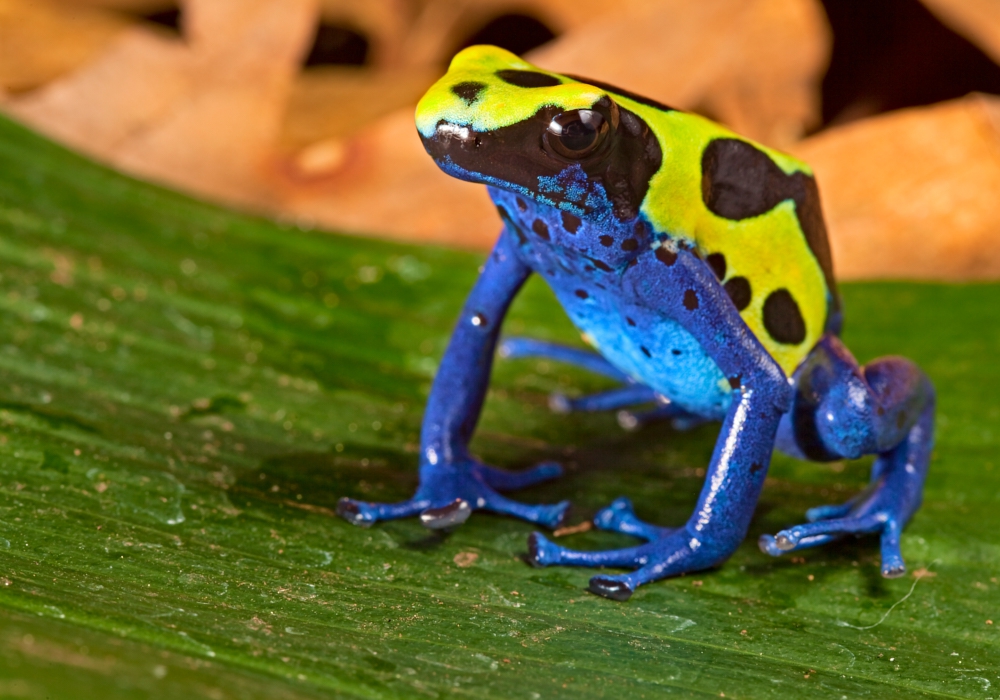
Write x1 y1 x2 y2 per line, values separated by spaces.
516 197 527 211
683 289 699 311
750 462 764 474
728 375 742 389
701 138 839 318
420 103 661 222
640 346 651 357
706 253 727 280
655 247 677 266
497 69 561 88
561 211 581 233
621 238 638 252
626 317 636 326
724 277 751 311
564 74 677 112
599 235 613 247
532 219 550 240
451 81 486 105
762 289 806 344
575 289 588 299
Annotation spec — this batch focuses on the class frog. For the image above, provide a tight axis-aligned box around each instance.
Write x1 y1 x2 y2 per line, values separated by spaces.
336 45 935 602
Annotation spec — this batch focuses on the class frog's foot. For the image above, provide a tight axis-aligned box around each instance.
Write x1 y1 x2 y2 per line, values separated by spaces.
337 461 569 531
757 447 923 579
759 511 905 578
529 498 697 601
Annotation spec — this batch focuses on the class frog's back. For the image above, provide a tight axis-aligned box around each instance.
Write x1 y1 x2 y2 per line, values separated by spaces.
622 100 839 376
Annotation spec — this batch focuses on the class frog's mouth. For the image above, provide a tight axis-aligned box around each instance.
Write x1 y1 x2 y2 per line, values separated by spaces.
419 107 661 222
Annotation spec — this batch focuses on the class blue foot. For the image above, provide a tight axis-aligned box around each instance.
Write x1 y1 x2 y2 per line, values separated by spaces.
337 461 569 531
528 498 712 601
759 503 906 578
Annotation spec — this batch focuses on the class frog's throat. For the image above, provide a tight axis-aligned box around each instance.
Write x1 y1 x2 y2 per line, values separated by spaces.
420 105 662 222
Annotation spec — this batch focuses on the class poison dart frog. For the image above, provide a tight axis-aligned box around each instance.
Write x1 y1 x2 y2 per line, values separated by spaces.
337 46 935 601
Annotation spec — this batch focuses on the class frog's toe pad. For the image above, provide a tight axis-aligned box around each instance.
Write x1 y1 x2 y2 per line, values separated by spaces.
420 498 472 530
882 562 907 578
588 576 634 602
527 532 560 567
337 498 375 528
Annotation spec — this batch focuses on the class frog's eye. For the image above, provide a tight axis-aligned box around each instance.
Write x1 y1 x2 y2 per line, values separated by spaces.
544 109 609 160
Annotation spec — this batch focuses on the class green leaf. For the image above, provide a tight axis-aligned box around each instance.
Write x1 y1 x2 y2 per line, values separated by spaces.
0 113 998 698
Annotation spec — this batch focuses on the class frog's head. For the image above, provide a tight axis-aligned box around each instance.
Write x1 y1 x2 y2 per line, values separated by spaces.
415 46 662 221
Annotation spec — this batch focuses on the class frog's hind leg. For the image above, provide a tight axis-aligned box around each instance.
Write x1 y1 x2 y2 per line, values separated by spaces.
760 335 935 578
499 337 706 427
498 337 629 381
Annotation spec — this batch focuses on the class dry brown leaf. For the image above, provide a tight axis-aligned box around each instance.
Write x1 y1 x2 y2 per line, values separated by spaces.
919 0 1000 66
529 0 830 146
0 0 133 94
791 94 1000 280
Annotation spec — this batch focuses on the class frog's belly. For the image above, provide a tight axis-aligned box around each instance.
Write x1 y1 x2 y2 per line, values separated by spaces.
554 287 732 419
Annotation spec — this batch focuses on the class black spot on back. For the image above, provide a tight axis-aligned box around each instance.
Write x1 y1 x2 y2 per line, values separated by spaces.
565 74 677 112
683 289 699 311
599 235 613 247
588 258 612 272
640 346 651 357
497 69 561 88
621 238 638 252
724 277 751 311
561 211 581 233
451 81 486 105
575 289 588 299
532 219 550 240
626 317 636 326
762 289 806 344
706 253 726 280
701 138 839 319
655 247 677 266
516 197 527 211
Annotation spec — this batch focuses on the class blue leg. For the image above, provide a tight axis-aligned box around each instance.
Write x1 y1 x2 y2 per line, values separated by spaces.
498 337 629 381
550 384 657 414
499 337 710 431
529 246 794 600
338 231 569 531
761 335 935 578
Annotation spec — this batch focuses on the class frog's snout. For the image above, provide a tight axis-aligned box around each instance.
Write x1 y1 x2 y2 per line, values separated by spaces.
420 121 482 161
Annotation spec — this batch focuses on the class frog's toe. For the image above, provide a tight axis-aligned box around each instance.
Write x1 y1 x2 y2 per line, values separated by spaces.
594 497 675 541
475 461 563 491
419 498 473 530
337 496 428 528
487 493 569 529
588 575 634 602
760 513 890 558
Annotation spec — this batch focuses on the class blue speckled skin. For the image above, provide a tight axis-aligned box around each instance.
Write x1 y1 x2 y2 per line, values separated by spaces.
337 93 936 603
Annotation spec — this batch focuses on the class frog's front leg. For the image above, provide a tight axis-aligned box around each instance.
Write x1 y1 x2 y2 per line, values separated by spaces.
759 335 934 577
529 245 792 600
337 231 569 530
